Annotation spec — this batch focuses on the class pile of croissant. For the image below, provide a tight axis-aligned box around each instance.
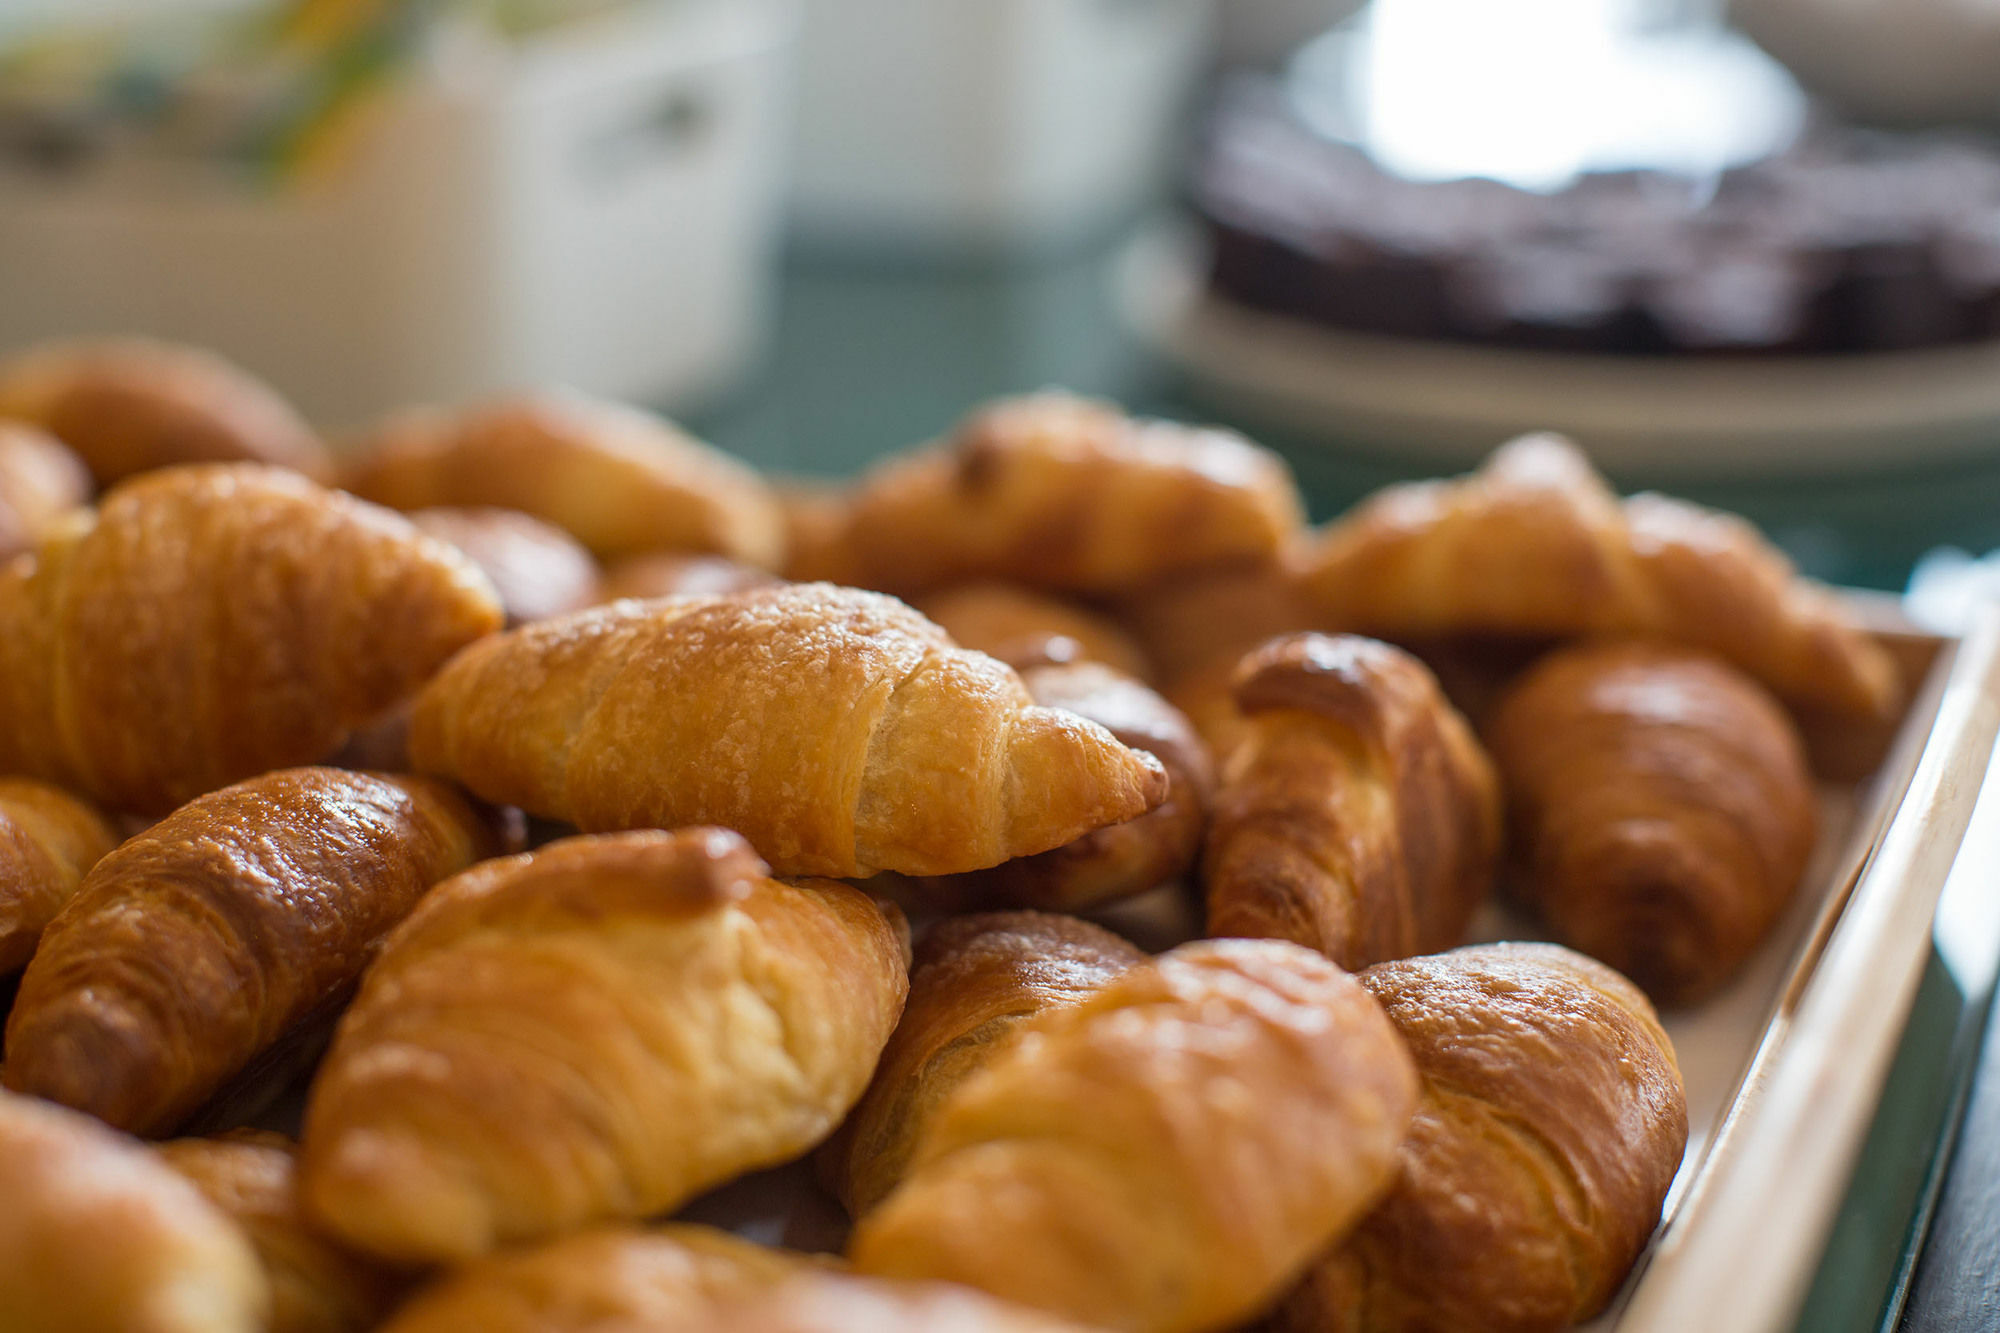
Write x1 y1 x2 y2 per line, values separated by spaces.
0 338 1904 1333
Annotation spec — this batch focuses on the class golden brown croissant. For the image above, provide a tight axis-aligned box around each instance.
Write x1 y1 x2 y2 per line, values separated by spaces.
0 463 503 812
300 827 910 1263
0 1089 269 1333
0 337 329 485
596 551 783 602
1484 640 1818 1005
4 767 500 1135
1112 561 1328 688
407 506 601 627
343 393 783 565
409 583 1168 878
1297 433 1899 719
776 478 870 586
848 938 1419 1333
1271 943 1689 1333
913 583 1154 681
0 422 91 561
158 1131 403 1333
825 393 1305 595
822 912 1146 1217
711 1272 1109 1333
0 777 118 975
1204 634 1501 972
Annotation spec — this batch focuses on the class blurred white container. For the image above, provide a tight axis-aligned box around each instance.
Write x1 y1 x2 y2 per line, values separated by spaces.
789 0 1214 255
0 0 796 427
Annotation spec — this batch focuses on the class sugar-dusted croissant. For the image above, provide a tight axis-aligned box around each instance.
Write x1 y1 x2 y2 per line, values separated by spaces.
1297 433 1900 719
849 938 1418 1333
0 422 91 561
407 506 601 627
0 777 118 976
0 463 502 812
5 767 500 1135
913 582 1154 681
596 551 783 602
343 393 783 566
158 1131 403 1333
1205 634 1501 972
380 1224 821 1333
0 1089 268 1333
0 337 329 485
301 827 910 1263
1272 943 1689 1333
1485 641 1817 1005
712 1272 1107 1333
409 583 1167 879
826 393 1306 595
822 912 1147 1217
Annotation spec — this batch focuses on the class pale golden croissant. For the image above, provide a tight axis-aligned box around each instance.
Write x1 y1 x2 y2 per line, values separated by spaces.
1204 634 1501 972
822 912 1146 1218
913 583 1154 682
158 1131 403 1333
0 337 329 484
0 1089 269 1333
596 551 783 602
1297 433 1900 719
343 392 784 566
300 827 910 1264
0 463 503 812
379 1224 823 1333
409 583 1168 878
1272 943 1689 1333
407 506 601 627
710 1272 1110 1333
1484 641 1818 1006
0 422 91 561
0 777 119 975
825 392 1306 595
5 767 501 1136
848 938 1419 1333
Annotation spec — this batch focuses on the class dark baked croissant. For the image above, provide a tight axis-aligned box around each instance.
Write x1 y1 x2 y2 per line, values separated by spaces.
0 337 329 484
158 1131 403 1333
409 583 1167 878
1204 634 1501 971
0 463 503 812
0 1089 268 1333
5 767 500 1135
300 828 910 1263
0 777 118 975
406 506 601 627
1272 943 1689 1333
913 582 1154 681
821 912 1146 1217
1484 640 1818 1005
0 423 91 561
849 937 1418 1333
596 551 783 602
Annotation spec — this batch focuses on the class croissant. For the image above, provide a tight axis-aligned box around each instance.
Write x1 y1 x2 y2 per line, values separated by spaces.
825 393 1306 595
0 423 91 561
913 583 1154 681
0 777 118 975
300 827 910 1263
596 551 783 602
1272 943 1689 1333
1484 641 1818 1005
848 937 1419 1333
1204 634 1501 972
5 767 500 1136
1112 562 1327 688
0 463 502 812
776 478 870 586
1297 433 1900 719
710 1272 1108 1333
158 1131 403 1333
822 912 1147 1217
407 506 601 627
343 393 783 566
0 338 329 485
0 1089 268 1333
409 583 1168 878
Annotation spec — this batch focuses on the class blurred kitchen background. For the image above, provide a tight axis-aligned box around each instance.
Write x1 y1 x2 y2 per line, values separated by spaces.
7 0 2000 592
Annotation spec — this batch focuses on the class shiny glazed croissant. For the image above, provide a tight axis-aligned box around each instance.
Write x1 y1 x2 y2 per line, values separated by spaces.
822 912 1146 1217
1485 640 1818 1005
1297 433 1899 719
0 463 503 812
1204 634 1501 972
711 1272 1109 1333
158 1131 403 1333
913 582 1154 681
407 506 601 627
0 1089 268 1333
0 423 90 561
301 828 910 1264
1272 943 1689 1333
0 777 118 975
849 938 1419 1333
5 768 500 1136
343 393 784 566
409 583 1168 878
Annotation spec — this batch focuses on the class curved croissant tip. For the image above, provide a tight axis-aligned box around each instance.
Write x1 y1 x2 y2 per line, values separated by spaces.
509 827 770 914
